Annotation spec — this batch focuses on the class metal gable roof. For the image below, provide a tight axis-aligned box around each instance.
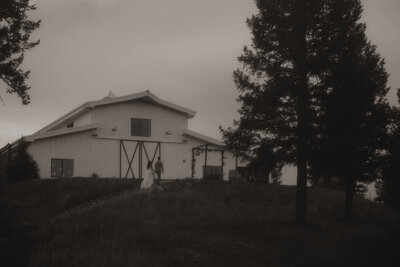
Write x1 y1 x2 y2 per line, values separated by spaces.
34 90 197 135
87 90 196 117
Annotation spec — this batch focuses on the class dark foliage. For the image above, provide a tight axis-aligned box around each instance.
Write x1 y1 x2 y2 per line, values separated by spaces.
246 143 282 184
0 0 40 104
376 95 400 211
221 0 325 225
221 0 390 224
7 142 39 181
313 1 390 222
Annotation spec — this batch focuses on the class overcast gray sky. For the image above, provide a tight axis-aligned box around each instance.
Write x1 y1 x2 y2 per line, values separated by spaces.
1 0 399 152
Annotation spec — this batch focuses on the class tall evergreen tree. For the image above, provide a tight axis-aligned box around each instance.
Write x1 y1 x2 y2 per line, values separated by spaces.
221 0 329 225
314 0 390 223
222 0 390 224
0 0 40 104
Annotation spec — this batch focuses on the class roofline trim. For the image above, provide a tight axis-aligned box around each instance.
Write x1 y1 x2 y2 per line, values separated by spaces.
26 123 99 141
33 103 90 135
87 91 196 117
182 129 225 147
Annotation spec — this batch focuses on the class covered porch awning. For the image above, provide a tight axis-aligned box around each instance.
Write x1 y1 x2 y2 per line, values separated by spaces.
191 144 237 180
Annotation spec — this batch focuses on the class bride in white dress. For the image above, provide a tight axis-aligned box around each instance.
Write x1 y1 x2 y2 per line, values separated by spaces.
140 161 156 189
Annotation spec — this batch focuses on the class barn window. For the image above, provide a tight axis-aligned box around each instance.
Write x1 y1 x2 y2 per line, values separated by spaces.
131 118 151 137
51 159 74 178
66 122 74 128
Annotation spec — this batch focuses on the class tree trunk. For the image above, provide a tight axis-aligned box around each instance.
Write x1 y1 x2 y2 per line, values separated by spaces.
296 156 308 225
345 177 354 224
294 0 309 226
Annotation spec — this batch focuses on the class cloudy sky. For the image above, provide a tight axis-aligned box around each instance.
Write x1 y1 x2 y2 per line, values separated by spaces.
1 0 399 152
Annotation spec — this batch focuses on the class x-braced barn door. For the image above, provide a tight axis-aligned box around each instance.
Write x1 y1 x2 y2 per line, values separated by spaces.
120 140 140 178
119 140 161 179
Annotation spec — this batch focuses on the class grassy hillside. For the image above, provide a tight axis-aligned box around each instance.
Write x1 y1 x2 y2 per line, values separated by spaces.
1 178 140 222
1 179 399 266
0 178 140 266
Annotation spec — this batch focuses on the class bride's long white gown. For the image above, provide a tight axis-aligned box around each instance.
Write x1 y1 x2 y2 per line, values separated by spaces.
140 169 155 189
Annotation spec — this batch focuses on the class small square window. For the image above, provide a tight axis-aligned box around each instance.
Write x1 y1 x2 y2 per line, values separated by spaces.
131 118 151 137
67 122 74 128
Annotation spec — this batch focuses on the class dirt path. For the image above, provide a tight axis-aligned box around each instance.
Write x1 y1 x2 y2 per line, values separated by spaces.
50 180 189 222
51 188 143 222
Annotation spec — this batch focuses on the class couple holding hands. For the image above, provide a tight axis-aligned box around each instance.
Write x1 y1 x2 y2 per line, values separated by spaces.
140 157 164 189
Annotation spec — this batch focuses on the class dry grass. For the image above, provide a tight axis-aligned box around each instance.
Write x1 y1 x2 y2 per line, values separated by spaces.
1 179 399 266
0 178 140 266
29 182 400 266
1 178 140 223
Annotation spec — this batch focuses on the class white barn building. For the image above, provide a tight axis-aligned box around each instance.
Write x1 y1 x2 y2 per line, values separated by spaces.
14 91 245 180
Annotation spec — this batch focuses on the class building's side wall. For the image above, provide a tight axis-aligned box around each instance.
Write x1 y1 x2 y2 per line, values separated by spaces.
119 138 245 180
119 137 205 180
159 142 192 179
28 132 119 178
28 131 244 180
92 100 188 141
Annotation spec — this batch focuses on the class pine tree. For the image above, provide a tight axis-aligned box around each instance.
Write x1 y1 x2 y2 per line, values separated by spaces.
0 0 40 104
221 0 329 225
315 0 390 223
221 0 390 224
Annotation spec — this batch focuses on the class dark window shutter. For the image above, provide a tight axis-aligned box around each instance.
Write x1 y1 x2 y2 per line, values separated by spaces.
143 119 151 137
131 118 141 136
131 118 151 137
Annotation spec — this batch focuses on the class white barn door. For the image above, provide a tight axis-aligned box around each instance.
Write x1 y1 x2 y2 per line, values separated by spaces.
119 140 161 179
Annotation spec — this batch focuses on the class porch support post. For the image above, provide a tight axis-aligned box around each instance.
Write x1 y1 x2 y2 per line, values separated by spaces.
139 141 142 179
7 143 11 178
235 155 238 179
203 145 208 179
221 150 224 180
191 148 195 179
119 140 122 178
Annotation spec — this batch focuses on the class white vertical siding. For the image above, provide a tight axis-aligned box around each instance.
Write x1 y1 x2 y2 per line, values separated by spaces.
92 100 188 141
28 130 245 180
28 132 119 178
73 111 92 127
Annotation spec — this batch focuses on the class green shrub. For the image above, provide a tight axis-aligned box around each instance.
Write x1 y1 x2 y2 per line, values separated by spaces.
7 142 39 182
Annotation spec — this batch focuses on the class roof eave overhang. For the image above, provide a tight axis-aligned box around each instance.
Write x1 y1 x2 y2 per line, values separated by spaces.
26 123 99 142
33 103 93 135
88 91 196 118
182 129 225 147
